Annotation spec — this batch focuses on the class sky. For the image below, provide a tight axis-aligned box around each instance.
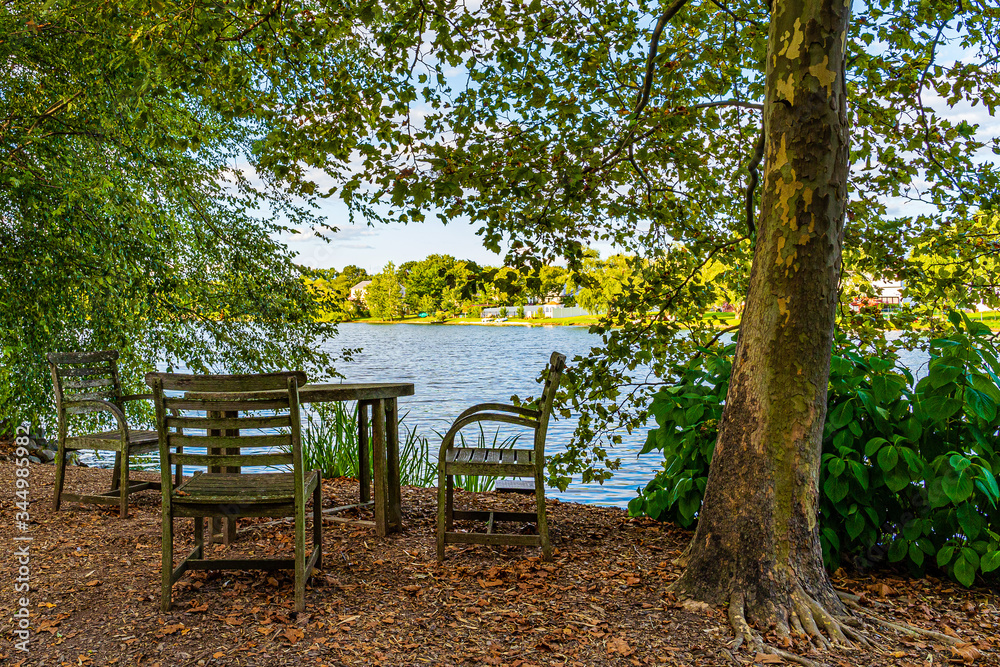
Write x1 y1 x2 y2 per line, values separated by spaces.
280 206 506 274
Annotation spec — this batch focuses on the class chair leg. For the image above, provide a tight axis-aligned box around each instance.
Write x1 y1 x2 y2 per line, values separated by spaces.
193 517 204 560
110 451 122 491
52 425 67 512
162 510 174 612
535 471 551 561
446 475 454 531
312 480 322 570
295 492 307 612
436 467 448 562
119 446 130 519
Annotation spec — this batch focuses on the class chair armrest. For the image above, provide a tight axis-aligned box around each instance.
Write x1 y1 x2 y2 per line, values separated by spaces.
62 398 129 432
454 402 540 423
120 393 154 403
438 411 539 457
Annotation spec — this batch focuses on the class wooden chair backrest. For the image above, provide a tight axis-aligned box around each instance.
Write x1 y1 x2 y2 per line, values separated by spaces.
47 350 123 416
534 352 566 455
145 371 308 491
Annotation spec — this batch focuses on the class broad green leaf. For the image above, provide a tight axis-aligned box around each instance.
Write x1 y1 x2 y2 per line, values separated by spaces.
942 471 975 504
846 511 865 540
908 542 925 567
877 446 898 471
982 550 1000 573
956 503 983 540
823 475 849 503
888 538 907 562
954 548 980 587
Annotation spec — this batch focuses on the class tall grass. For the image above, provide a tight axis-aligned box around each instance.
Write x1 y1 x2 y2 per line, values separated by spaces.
300 402 522 492
299 401 357 479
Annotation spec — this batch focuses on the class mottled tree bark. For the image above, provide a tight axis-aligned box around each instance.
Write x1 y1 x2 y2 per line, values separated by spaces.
672 0 853 638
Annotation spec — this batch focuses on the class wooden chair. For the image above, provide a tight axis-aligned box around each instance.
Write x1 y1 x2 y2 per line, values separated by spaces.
48 350 160 518
145 371 322 612
437 351 566 561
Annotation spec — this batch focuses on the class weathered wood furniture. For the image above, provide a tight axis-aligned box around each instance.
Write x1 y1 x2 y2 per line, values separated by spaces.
437 351 566 561
146 371 322 612
182 382 415 538
48 350 160 518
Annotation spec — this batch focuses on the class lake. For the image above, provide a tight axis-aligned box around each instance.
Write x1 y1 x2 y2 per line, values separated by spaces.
80 323 933 508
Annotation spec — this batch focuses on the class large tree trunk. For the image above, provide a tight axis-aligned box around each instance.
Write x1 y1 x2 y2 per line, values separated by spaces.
672 0 852 637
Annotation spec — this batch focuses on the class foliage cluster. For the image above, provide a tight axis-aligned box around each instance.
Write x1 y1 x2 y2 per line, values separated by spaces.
630 313 1000 586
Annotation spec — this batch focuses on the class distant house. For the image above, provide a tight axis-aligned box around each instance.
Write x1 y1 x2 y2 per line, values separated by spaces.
349 280 372 304
851 279 908 312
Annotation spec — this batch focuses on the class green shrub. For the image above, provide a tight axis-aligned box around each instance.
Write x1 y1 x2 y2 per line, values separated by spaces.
630 312 1000 586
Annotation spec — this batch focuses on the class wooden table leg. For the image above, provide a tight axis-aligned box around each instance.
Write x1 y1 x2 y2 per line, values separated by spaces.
385 398 402 533
371 399 388 537
358 401 370 504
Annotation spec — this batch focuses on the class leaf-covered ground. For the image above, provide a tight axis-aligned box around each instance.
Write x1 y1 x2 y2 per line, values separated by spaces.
1 461 998 666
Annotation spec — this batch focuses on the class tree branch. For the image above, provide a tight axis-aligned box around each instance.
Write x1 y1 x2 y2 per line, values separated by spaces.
634 0 692 119
217 0 282 43
744 125 766 236
687 100 763 111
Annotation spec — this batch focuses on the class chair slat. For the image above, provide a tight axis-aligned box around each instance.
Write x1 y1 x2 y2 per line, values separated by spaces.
64 391 117 403
147 371 306 392
168 434 291 449
62 377 115 390
57 366 115 377
166 415 291 430
164 398 290 412
169 453 293 467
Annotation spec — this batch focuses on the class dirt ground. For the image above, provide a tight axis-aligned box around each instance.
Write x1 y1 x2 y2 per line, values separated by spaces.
1 461 998 667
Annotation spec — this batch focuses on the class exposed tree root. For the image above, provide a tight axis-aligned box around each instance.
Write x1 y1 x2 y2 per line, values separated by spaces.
725 591 826 667
719 583 882 667
836 591 964 646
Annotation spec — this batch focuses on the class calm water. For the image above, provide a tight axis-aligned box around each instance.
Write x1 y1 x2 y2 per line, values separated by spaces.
81 323 933 508
316 323 658 507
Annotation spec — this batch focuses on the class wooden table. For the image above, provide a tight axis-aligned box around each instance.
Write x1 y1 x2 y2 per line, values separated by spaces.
299 383 414 537
185 382 414 540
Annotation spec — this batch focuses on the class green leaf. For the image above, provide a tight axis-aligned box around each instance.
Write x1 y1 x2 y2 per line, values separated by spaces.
846 511 865 540
949 453 972 472
888 538 907 562
937 544 956 567
828 457 846 477
877 446 898 471
823 475 849 503
908 542 925 567
943 471 975 504
956 503 983 540
982 550 1000 573
864 436 888 457
827 401 854 429
954 548 980 587
965 387 997 422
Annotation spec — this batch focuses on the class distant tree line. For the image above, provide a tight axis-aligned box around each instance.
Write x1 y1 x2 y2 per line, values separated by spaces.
304 251 652 321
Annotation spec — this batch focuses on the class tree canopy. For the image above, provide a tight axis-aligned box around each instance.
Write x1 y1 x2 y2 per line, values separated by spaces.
0 0 400 427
